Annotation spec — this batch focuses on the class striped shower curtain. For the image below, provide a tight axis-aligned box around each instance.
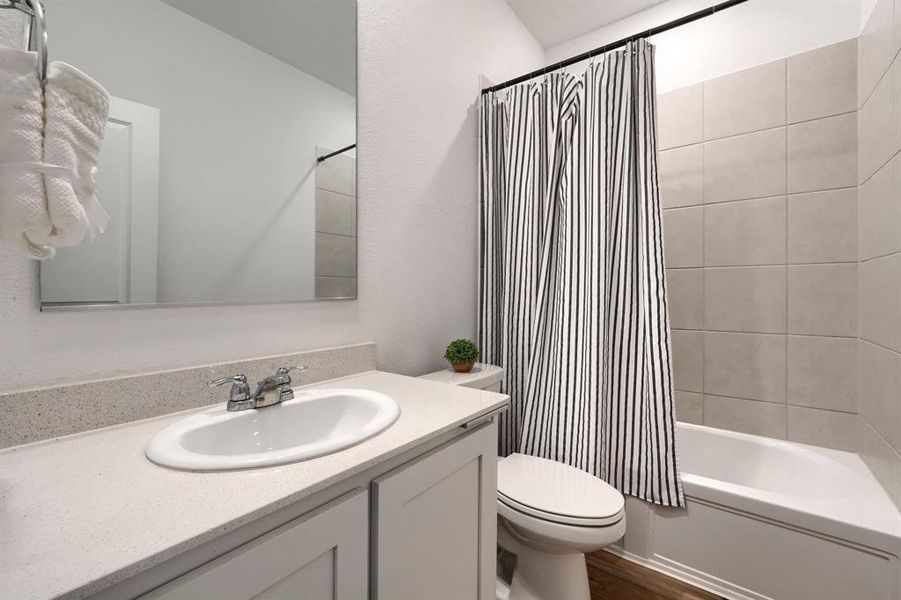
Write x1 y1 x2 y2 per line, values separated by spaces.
479 40 684 507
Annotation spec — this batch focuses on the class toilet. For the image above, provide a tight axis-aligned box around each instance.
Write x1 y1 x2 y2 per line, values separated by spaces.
420 363 626 600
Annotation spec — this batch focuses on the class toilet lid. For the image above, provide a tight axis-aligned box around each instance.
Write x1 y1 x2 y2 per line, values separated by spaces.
497 453 624 525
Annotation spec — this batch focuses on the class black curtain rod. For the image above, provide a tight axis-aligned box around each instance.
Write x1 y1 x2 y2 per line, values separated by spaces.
481 0 750 95
317 144 356 163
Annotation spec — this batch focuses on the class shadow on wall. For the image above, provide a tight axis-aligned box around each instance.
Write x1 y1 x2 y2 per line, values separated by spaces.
212 164 317 300
398 101 482 375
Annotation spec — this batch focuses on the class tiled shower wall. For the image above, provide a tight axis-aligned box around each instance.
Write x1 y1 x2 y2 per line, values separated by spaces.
855 0 901 510
315 146 357 298
659 39 861 451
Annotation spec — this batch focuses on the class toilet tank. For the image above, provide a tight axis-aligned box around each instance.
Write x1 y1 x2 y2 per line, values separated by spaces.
419 363 504 392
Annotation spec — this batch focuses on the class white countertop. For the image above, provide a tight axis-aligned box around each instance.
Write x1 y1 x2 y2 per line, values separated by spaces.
0 370 508 600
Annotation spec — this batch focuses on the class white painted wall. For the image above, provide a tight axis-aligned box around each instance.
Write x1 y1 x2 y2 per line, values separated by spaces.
43 0 356 304
0 0 544 390
546 0 869 93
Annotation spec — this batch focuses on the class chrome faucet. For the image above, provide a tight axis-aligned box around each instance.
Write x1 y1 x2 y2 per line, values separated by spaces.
207 366 307 412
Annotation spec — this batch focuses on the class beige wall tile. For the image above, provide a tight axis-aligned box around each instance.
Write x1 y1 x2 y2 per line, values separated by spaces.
675 391 704 425
787 264 857 337
315 233 356 277
704 60 786 140
705 332 786 402
705 128 787 203
858 0 897 104
705 266 786 333
704 395 786 438
787 406 858 451
788 39 857 123
896 0 901 57
672 330 704 393
705 196 786 266
858 418 901 512
859 155 901 260
315 149 355 195
858 70 896 183
663 207 703 267
659 144 704 208
895 55 901 154
787 112 857 193
315 188 355 236
859 253 901 352
657 84 703 150
859 340 901 452
787 335 857 412
666 268 704 330
788 188 858 264
897 0 901 55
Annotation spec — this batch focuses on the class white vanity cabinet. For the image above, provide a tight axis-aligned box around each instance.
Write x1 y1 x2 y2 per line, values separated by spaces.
143 490 369 600
372 421 497 600
135 421 498 600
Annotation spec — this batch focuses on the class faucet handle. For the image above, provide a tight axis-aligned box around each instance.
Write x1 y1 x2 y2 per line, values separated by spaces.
274 366 307 402
276 366 307 377
207 374 247 387
207 374 251 403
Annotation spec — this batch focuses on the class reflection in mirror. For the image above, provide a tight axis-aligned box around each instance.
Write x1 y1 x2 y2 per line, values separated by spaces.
38 0 357 308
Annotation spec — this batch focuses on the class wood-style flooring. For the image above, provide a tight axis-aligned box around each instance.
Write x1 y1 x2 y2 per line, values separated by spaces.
586 550 725 600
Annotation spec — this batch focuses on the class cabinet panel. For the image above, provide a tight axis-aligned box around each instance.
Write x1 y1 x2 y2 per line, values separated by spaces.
372 422 497 600
142 489 367 600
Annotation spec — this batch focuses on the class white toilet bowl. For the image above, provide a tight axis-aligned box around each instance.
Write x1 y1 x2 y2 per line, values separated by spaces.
496 453 626 600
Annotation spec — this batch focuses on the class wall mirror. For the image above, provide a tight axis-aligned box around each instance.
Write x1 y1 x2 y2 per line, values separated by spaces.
39 0 357 309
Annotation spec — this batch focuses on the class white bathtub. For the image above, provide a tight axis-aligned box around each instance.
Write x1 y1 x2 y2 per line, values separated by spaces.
611 423 901 600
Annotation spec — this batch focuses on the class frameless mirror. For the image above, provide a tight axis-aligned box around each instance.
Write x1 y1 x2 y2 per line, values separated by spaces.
39 0 357 309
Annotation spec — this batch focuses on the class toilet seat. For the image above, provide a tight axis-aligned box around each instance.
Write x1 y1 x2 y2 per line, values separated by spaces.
497 453 625 527
498 492 624 527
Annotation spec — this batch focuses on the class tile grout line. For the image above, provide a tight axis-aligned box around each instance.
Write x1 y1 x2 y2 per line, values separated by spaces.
857 35 901 112
660 107 858 153
785 60 790 441
858 145 901 188
859 336 901 358
673 327 860 342
700 79 707 426
663 184 858 212
678 390 859 416
669 261 857 269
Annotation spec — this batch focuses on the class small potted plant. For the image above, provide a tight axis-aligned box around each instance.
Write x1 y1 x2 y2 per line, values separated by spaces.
444 339 479 373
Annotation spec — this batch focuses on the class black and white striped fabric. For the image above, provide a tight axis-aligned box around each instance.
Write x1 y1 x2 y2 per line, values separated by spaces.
479 40 684 507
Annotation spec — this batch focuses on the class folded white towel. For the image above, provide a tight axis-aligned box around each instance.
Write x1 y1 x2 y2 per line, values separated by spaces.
0 50 111 259
0 48 50 258
39 61 111 248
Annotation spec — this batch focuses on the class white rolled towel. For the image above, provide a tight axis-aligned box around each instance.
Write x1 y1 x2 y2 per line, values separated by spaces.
0 50 111 259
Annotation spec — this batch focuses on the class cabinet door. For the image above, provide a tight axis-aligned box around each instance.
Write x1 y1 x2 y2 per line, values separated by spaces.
372 422 497 600
143 489 368 600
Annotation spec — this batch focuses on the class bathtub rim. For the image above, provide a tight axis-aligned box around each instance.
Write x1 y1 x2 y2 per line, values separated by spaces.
675 421 901 556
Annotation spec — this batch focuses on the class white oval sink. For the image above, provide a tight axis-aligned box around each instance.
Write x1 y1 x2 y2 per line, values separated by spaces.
145 388 400 471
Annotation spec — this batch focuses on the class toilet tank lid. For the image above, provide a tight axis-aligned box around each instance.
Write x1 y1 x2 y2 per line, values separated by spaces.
418 363 504 389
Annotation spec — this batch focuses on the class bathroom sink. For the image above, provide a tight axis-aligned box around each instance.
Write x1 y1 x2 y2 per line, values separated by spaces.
145 388 400 471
